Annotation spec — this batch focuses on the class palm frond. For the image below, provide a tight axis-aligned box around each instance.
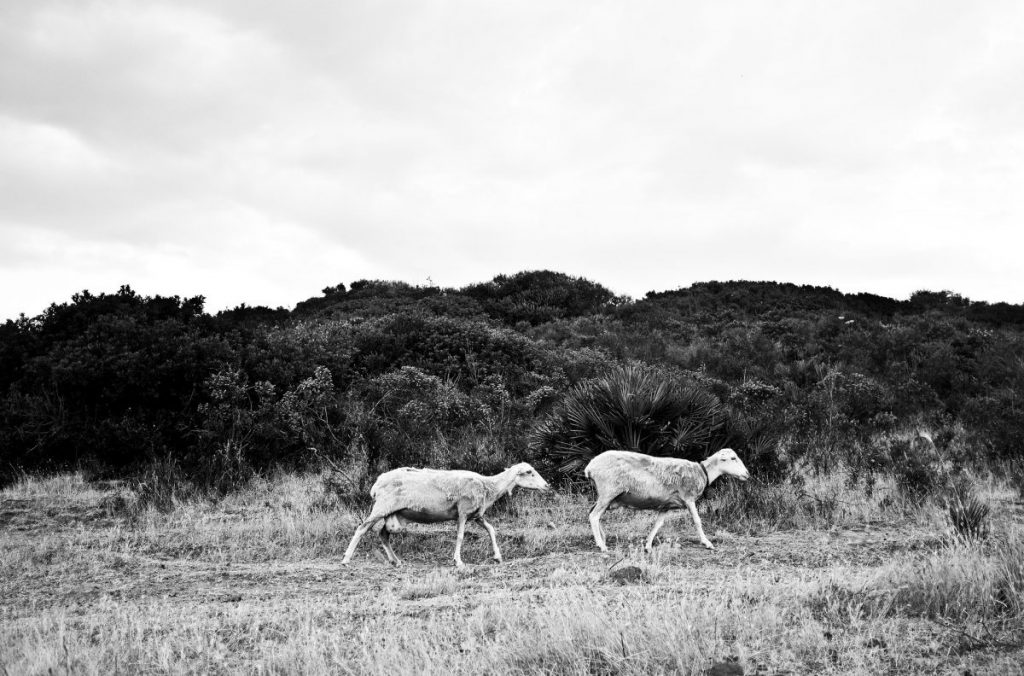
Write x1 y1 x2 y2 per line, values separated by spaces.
530 364 747 480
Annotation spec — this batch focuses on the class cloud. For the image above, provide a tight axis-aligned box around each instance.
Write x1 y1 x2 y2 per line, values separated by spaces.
0 205 375 316
1 0 1023 319
1 3 288 145
0 116 114 178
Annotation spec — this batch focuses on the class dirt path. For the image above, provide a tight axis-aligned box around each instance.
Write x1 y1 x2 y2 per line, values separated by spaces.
1 505 945 619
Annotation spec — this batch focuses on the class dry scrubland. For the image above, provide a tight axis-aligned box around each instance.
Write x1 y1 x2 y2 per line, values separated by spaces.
2 470 1023 675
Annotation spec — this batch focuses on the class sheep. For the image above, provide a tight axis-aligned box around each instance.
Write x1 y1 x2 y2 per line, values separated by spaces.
584 448 750 553
341 462 550 568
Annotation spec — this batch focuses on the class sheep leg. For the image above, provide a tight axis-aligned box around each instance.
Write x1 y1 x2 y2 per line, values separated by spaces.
477 517 503 563
453 513 468 568
341 515 384 564
378 525 401 566
644 513 670 552
686 500 714 550
588 493 618 553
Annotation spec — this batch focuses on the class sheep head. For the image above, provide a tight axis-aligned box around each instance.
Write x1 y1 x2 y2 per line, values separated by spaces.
708 448 750 481
510 463 551 492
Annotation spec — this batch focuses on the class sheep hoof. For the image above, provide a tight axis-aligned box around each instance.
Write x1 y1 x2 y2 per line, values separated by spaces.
701 541 715 550
493 557 503 564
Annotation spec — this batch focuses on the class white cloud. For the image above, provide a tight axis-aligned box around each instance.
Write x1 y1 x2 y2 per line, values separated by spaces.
1 0 1023 319
0 205 376 316
0 116 115 178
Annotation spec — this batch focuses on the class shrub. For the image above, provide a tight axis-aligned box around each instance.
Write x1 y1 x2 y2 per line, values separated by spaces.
887 440 939 500
238 320 356 389
0 288 233 480
194 366 344 490
344 367 475 473
462 270 619 325
530 364 771 480
348 314 548 394
6 276 1024 491
945 484 991 542
962 388 1024 461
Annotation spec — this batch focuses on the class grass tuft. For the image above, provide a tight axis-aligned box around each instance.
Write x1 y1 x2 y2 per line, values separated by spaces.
399 569 461 600
946 485 991 542
813 523 1024 630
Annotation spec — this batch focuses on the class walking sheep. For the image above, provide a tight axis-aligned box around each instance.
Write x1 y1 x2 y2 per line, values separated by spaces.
341 463 550 568
584 448 750 553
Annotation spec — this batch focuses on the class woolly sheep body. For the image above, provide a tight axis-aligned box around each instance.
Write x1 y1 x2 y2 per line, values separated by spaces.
372 468 490 525
342 463 549 568
584 448 750 553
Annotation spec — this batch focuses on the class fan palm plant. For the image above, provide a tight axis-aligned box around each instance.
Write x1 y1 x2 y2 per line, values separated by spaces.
531 364 739 478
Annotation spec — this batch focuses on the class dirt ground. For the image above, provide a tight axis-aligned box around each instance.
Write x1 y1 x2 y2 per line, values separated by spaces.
2 479 1023 675
0 492 940 614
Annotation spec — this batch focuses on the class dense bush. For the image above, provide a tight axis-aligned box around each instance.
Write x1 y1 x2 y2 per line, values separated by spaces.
292 280 486 320
2 274 1023 489
0 287 231 478
346 366 474 471
529 364 777 480
463 270 622 325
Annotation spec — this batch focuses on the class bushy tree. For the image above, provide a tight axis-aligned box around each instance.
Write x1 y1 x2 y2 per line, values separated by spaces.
0 288 231 479
292 279 485 319
194 366 342 490
462 270 621 325
348 314 550 394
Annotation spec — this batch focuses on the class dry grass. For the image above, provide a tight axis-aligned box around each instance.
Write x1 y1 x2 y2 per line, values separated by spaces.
1 471 111 502
2 469 1023 675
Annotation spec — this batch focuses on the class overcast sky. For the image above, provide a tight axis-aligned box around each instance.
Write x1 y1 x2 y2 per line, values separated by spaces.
2 1 1023 320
